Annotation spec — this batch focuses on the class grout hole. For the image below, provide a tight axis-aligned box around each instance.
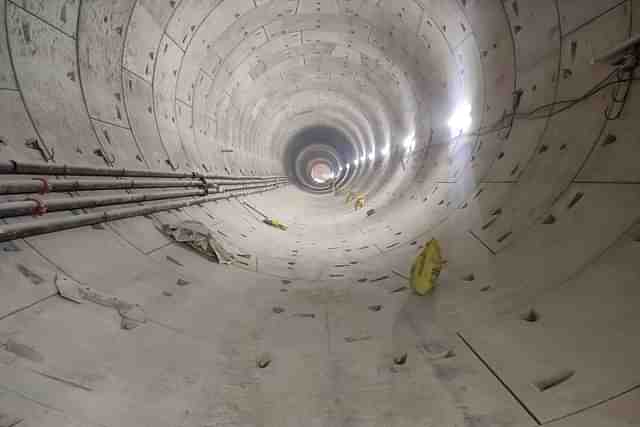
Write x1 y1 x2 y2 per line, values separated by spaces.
480 285 492 292
462 274 475 282
368 305 382 312
542 214 556 225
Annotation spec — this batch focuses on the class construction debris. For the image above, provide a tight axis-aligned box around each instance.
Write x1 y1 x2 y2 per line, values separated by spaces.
410 239 446 296
155 219 235 264
55 274 147 330
242 201 288 231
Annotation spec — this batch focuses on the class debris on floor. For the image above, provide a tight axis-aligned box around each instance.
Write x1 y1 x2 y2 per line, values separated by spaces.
410 239 446 296
155 219 235 264
242 201 288 231
354 194 367 211
55 274 147 330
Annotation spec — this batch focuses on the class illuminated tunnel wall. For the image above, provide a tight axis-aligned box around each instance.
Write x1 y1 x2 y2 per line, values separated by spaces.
1 1 640 426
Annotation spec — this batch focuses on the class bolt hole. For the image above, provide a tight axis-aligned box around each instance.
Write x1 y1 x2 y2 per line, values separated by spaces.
257 354 271 369
497 231 512 243
394 353 408 365
534 370 575 391
368 305 382 312
480 285 492 292
521 309 540 322
462 274 475 282
542 214 556 225
567 192 584 209
602 134 617 146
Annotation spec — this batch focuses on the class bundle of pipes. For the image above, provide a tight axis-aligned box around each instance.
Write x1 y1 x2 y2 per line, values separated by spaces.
0 160 288 242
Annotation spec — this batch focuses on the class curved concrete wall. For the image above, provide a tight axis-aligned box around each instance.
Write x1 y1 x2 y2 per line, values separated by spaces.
1 1 640 426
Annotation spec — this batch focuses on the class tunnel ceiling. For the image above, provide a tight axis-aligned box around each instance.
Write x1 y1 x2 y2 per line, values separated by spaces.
2 0 640 426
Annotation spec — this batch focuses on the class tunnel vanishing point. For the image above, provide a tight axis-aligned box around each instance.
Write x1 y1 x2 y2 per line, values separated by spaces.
1 0 640 426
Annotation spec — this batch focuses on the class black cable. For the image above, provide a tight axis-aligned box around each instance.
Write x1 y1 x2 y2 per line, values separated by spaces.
465 56 639 139
469 76 640 138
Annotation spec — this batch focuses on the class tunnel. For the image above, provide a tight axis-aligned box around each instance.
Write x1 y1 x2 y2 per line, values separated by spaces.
1 0 640 425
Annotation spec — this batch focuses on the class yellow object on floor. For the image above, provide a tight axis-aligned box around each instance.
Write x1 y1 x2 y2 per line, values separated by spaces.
410 239 446 295
354 194 366 211
264 218 288 231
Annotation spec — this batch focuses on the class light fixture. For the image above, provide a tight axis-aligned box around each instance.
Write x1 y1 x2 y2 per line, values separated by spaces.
448 101 472 137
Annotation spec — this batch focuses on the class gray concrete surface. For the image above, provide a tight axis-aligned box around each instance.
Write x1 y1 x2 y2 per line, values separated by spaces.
1 0 640 426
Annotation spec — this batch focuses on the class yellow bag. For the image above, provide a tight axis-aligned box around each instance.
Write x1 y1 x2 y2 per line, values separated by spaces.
410 239 445 295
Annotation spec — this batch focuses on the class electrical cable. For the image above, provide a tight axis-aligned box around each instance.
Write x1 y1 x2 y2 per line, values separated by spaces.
467 64 639 138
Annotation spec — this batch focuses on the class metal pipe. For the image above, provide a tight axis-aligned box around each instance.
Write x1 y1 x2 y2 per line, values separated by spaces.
0 160 286 181
0 181 285 218
0 178 210 195
0 186 278 243
0 176 287 195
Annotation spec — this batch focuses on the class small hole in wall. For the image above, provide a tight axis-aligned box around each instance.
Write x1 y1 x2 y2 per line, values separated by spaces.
521 309 540 322
497 152 505 159
542 214 556 225
462 274 475 282
602 134 617 146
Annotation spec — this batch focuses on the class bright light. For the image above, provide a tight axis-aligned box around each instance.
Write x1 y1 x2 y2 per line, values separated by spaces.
368 151 375 161
403 133 416 151
448 101 472 137
346 163 350 169
354 159 359 166
360 154 366 162
381 144 390 157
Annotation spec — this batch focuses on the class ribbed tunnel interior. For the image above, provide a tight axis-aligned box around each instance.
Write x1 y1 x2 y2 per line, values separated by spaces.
1 0 640 426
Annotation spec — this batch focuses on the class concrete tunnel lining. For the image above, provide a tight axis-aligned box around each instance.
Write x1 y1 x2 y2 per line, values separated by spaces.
1 0 640 426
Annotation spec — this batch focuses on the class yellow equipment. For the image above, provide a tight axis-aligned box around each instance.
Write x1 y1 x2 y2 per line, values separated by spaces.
345 191 356 204
263 218 288 231
354 194 366 211
409 239 446 295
